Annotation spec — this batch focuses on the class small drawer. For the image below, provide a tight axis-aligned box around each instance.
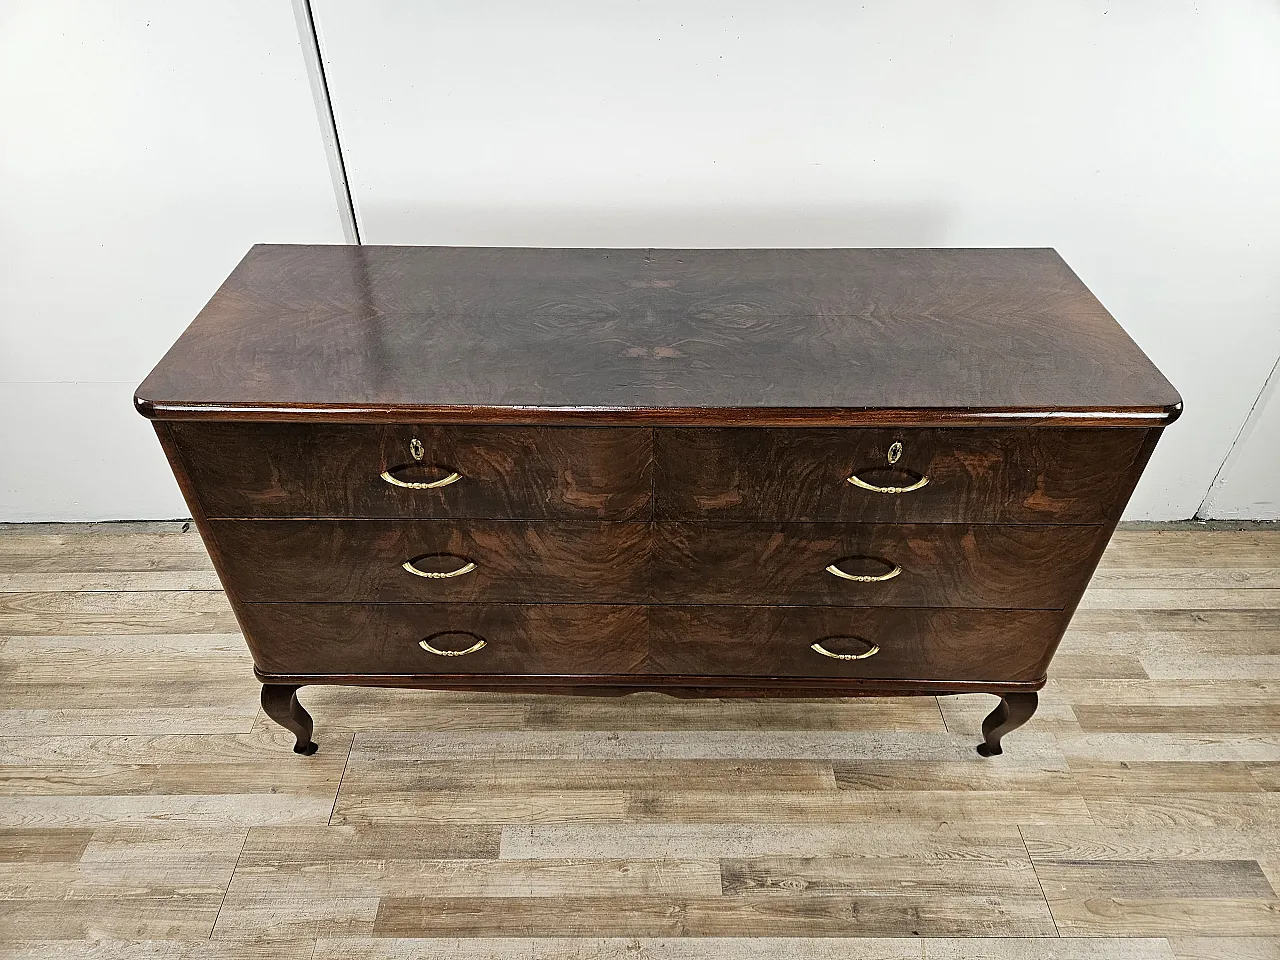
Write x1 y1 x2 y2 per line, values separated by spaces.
170 423 652 520
655 427 1151 523
239 602 649 678
210 520 650 603
649 606 1069 683
653 522 1109 609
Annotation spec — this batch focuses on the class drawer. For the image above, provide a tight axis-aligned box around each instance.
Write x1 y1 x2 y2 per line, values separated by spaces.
210 520 649 603
653 522 1109 609
169 423 652 520
240 601 1066 684
649 606 1069 683
238 603 648 677
655 428 1151 523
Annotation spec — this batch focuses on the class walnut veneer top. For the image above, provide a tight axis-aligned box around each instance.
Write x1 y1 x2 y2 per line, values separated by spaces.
135 245 1181 426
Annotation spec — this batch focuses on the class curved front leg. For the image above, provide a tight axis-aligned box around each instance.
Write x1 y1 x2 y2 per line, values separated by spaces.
261 683 319 755
976 692 1038 757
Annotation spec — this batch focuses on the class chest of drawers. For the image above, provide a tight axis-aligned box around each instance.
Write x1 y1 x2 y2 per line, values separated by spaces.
136 246 1180 757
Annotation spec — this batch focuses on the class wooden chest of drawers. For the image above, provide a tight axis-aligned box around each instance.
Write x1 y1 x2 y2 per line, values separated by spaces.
135 246 1180 757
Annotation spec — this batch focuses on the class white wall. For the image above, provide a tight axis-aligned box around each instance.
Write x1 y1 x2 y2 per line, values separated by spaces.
1200 361 1280 519
2 1 1278 520
0 1 345 521
312 0 1280 520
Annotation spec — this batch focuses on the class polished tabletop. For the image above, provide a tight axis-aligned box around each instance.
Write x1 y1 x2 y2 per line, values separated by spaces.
135 245 1180 426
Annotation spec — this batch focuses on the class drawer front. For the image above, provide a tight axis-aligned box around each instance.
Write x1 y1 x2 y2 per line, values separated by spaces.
656 428 1151 523
241 601 1065 684
170 423 652 520
239 603 648 677
650 606 1068 683
653 522 1108 609
210 520 649 603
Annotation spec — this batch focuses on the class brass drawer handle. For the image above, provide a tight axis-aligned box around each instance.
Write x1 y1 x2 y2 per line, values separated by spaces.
811 637 881 661
846 471 930 495
380 468 462 490
419 631 487 657
402 555 477 579
825 559 902 583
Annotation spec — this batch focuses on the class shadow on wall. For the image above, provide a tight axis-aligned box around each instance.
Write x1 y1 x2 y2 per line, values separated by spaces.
359 202 956 249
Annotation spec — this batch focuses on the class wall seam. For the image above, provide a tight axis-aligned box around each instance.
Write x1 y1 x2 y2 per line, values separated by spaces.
292 0 361 244
1196 350 1280 519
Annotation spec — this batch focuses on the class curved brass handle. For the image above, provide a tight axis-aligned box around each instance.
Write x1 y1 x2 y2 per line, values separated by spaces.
380 469 462 490
846 472 930 495
811 638 881 661
825 560 902 583
419 631 487 657
402 557 477 580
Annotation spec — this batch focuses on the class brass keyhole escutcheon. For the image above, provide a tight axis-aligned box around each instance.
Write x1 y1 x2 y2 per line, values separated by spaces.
409 438 425 461
887 441 903 465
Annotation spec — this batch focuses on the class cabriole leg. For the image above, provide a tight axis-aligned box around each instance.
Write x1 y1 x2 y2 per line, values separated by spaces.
976 692 1038 757
261 683 318 755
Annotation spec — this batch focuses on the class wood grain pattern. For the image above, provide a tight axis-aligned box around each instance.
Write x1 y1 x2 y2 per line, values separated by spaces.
648 606 1068 683
209 519 1106 609
209 520 651 604
1167 939 1280 960
0 828 92 863
134 246 1181 426
300 938 934 960
369 893 1059 937
653 521 1110 608
655 427 1155 523
4 521 1280 953
719 856 1044 897
169 423 653 520
235 601 1066 685
235 603 650 678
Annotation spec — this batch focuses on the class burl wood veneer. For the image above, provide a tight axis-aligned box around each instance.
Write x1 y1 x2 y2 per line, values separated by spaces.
136 245 1180 757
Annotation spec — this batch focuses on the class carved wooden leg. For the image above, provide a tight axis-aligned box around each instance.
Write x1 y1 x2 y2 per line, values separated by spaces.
261 684 319 755
976 692 1038 757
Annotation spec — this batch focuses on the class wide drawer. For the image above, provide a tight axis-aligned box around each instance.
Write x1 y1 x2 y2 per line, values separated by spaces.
169 423 652 520
649 606 1068 682
653 522 1109 609
210 520 649 603
238 603 649 677
211 518 1103 609
239 601 1064 684
655 427 1151 523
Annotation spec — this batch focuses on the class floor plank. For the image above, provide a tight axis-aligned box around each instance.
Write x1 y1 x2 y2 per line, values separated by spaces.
370 894 1058 937
1020 825 1280 861
0 898 222 940
1033 858 1276 899
0 942 308 960
500 823 1032 861
332 787 1093 826
1044 896 1280 936
310 939 927 960
0 829 92 864
923 940 1175 959
228 858 722 898
719 857 1043 899
0 591 237 635
1167 937 1280 960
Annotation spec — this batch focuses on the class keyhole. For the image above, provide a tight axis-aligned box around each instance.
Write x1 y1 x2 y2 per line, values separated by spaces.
409 438 425 461
887 441 903 465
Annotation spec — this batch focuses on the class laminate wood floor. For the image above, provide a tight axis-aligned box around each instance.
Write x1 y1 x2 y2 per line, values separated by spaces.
0 522 1277 959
